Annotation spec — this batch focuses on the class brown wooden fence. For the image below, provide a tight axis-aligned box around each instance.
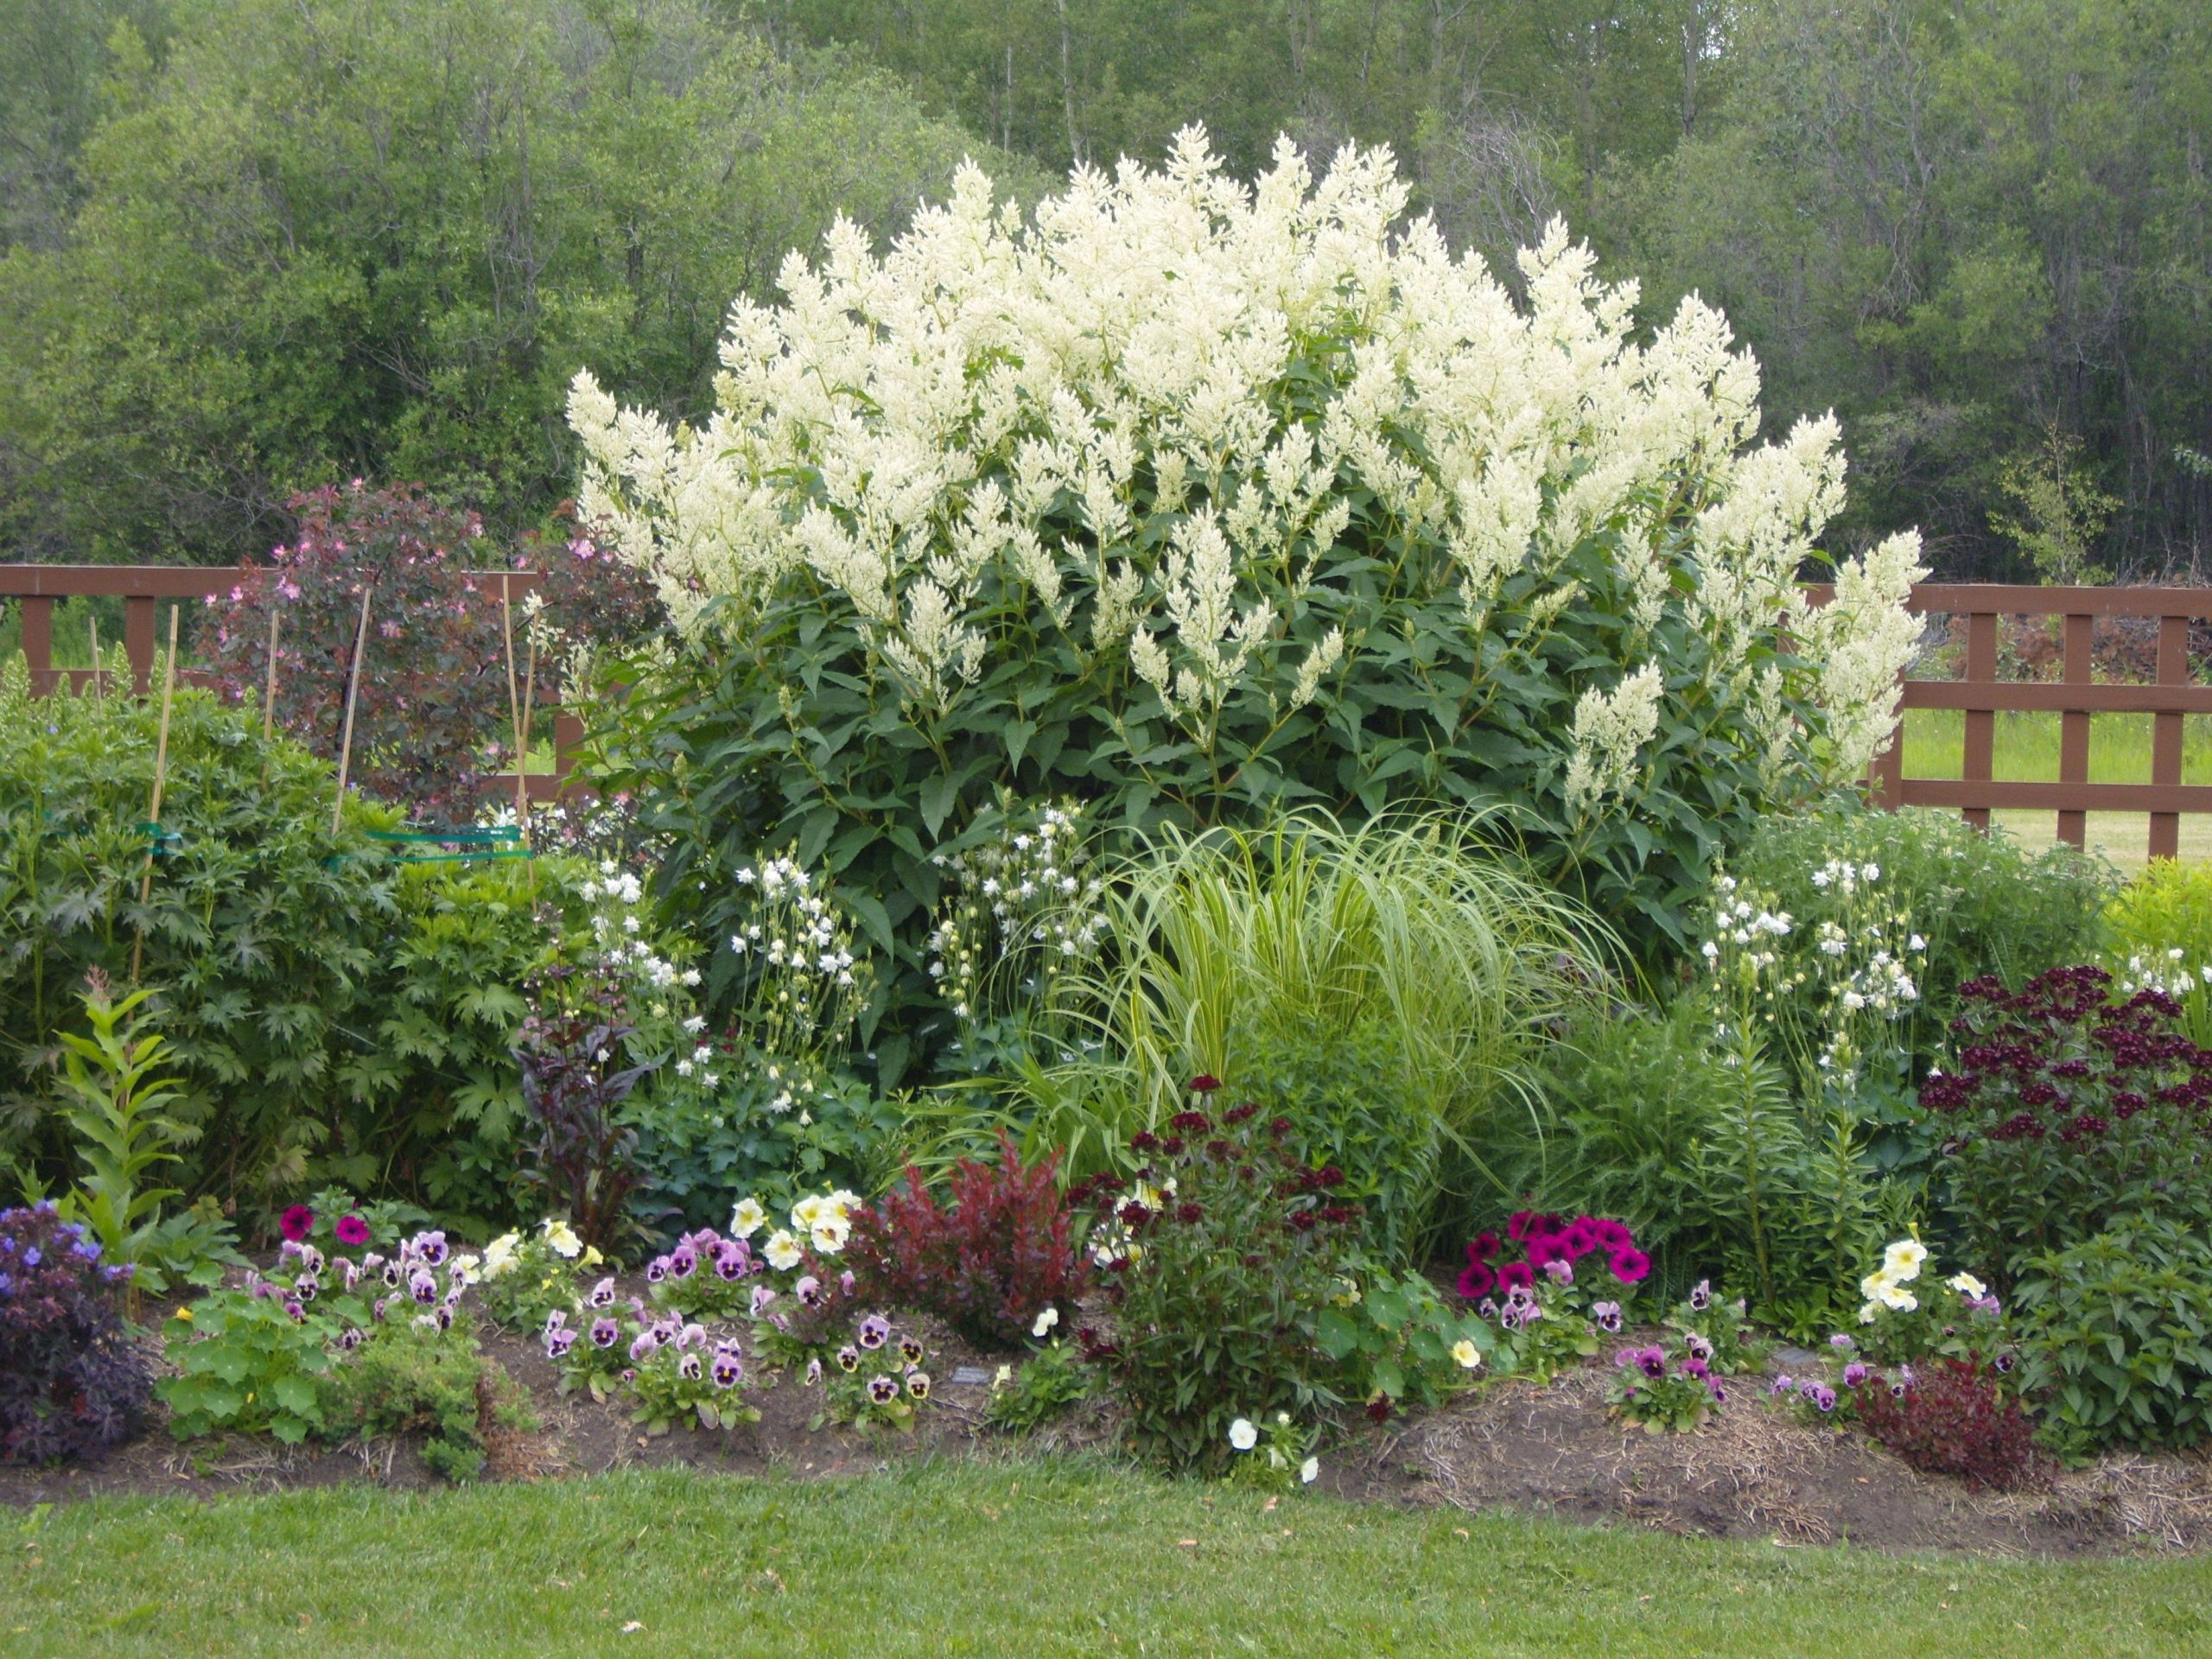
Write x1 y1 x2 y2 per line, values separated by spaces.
8 568 2211 845
1808 582 2212 860
0 563 583 801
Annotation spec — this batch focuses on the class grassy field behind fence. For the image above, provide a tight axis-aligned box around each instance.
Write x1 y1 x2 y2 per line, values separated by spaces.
4 1462 2209 1659
1900 709 2212 867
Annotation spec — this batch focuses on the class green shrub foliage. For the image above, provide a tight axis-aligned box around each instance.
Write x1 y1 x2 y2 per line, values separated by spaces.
2013 1214 2212 1452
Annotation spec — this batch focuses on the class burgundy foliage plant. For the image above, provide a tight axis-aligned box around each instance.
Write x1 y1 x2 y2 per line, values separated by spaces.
846 1132 1089 1350
1851 1359 2046 1492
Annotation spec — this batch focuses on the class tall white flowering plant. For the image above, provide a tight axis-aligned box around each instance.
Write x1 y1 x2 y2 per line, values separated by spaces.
569 128 1923 1024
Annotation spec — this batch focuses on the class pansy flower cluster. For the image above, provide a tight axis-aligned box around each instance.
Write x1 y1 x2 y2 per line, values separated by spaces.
548 1292 757 1433
1607 1337 1726 1433
808 1308 934 1433
247 1226 479 1347
641 1224 760 1319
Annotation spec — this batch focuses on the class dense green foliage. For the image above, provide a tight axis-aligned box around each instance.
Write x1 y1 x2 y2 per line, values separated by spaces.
2014 1214 2212 1452
0 0 1041 563
8 0 2204 575
0 665 666 1229
0 664 401 1193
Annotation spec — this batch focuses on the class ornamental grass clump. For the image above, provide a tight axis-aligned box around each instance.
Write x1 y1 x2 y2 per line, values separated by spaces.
1069 1081 1363 1471
0 1203 148 1464
571 128 1924 1031
1920 966 2212 1274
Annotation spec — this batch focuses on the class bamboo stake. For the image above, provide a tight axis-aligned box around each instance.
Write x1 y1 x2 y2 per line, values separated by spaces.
262 601 283 743
332 585 374 836
517 632 538 850
88 615 100 701
130 606 181 983
499 575 528 840
260 601 283 785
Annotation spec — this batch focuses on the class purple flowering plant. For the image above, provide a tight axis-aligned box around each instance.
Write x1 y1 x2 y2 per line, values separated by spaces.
644 1226 761 1321
159 1227 475 1445
1661 1279 1758 1375
1605 1338 1726 1433
807 1309 932 1433
1921 965 2212 1276
0 1203 149 1464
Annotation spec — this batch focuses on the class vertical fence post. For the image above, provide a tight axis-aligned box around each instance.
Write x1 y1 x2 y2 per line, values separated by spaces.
2057 613 2092 849
1962 610 1998 833
124 594 156 696
2151 612 2189 861
18 597 54 694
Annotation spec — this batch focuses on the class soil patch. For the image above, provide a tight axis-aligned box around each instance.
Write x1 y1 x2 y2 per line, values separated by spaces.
6 1289 2207 1559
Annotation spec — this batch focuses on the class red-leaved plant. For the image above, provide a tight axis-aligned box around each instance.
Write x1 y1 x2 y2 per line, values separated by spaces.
845 1132 1089 1351
1851 1359 2046 1492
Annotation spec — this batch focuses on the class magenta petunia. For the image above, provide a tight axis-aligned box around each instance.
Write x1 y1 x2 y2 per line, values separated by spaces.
1556 1218 1599 1259
279 1205 315 1243
1608 1246 1652 1284
334 1214 371 1247
1590 1217 1634 1253
1465 1230 1503 1264
1523 1232 1567 1268
1455 1261 1496 1301
1495 1260 1535 1294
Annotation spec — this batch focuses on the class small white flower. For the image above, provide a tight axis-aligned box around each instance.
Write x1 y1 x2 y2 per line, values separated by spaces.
1300 1457 1319 1484
1032 1306 1059 1338
1228 1418 1258 1452
1452 1338 1483 1370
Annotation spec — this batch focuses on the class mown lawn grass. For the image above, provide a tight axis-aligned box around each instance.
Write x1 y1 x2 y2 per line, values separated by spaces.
5 1460 2208 1658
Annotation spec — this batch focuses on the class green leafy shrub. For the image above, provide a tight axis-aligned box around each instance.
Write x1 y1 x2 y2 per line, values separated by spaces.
321 1319 526 1483
1313 1268 1490 1418
1510 996 1739 1286
1732 803 2114 1073
573 137 1925 1050
0 663 397 1195
2012 1215 2212 1451
982 1341 1092 1434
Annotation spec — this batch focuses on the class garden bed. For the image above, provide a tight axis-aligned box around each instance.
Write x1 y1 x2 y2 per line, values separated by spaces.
6 1292 2206 1561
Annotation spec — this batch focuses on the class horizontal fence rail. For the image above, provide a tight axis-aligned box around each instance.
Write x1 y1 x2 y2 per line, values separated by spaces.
1 564 582 803
1807 582 2212 860
9 569 2210 848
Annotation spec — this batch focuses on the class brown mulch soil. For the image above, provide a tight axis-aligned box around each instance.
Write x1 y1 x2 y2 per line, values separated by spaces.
5 1285 2209 1560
